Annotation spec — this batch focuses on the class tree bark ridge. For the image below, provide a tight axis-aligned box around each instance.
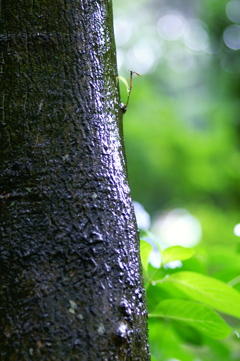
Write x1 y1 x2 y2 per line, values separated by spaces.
0 1 149 360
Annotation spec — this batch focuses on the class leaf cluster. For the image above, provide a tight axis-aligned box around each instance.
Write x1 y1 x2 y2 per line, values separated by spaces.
140 239 240 360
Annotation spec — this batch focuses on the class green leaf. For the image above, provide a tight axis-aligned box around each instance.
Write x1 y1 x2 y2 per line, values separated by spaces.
140 239 153 273
157 271 240 319
117 76 129 93
149 299 232 340
161 246 195 265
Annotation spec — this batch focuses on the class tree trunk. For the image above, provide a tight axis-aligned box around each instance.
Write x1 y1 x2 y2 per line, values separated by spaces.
0 0 149 360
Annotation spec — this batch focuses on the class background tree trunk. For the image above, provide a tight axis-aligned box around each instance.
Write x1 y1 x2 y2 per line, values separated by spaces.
0 0 149 360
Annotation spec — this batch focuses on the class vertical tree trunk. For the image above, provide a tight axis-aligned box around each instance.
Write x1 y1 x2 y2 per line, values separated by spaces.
0 0 149 360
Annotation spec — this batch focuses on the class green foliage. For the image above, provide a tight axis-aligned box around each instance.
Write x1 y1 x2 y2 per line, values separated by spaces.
150 299 231 340
140 242 240 360
161 246 195 266
157 272 240 318
116 76 129 94
140 240 153 272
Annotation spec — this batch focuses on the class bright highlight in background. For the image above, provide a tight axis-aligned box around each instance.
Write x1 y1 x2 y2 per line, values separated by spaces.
223 24 240 50
152 209 202 248
226 1 240 23
133 201 151 230
157 13 185 41
233 223 240 236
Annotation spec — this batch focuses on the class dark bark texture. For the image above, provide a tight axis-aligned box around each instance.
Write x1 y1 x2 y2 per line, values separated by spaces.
0 0 149 360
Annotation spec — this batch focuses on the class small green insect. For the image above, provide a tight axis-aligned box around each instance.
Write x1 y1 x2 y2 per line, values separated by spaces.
117 70 141 114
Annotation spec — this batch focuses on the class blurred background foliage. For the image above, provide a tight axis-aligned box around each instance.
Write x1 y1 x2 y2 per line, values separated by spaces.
113 0 240 359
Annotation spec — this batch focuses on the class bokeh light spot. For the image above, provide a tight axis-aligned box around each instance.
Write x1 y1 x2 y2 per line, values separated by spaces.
114 18 133 46
223 24 240 49
133 201 151 230
226 1 240 24
157 13 185 41
233 223 240 236
127 39 159 74
152 209 202 248
184 26 209 51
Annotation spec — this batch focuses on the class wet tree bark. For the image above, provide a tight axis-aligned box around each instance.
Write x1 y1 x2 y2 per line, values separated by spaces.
0 0 149 360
